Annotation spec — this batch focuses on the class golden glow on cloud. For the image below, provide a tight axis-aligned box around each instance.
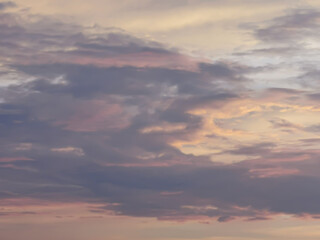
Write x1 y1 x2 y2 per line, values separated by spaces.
11 0 297 53
171 96 320 163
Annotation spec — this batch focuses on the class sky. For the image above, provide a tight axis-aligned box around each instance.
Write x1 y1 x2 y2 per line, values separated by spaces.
2 0 320 239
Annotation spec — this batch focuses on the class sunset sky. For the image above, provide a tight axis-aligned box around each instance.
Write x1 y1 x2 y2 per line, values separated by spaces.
2 1 320 239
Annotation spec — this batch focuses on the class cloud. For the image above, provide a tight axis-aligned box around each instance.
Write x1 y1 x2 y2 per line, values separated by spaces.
51 147 84 156
254 9 320 44
0 1 16 10
1 4 320 225
225 142 275 156
0 157 33 162
269 118 302 130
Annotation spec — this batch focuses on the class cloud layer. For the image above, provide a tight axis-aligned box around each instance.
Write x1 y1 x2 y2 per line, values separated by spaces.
2 3 320 226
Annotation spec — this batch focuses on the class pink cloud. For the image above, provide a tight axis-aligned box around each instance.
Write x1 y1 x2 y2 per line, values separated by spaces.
249 167 300 178
55 100 130 132
0 157 33 162
64 52 199 70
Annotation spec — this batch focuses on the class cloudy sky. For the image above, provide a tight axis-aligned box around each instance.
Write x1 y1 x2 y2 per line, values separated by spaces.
2 1 320 239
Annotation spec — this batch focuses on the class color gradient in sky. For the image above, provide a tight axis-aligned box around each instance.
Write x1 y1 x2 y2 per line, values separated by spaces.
2 1 320 239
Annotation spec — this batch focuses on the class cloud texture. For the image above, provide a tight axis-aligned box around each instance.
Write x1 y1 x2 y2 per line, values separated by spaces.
2 3 320 229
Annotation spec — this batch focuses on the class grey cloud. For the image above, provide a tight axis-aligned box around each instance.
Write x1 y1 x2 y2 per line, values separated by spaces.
307 93 320 100
296 68 320 87
199 62 249 82
225 142 275 156
0 211 36 216
1 5 320 223
269 118 302 130
305 124 320 132
0 1 16 10
0 10 183 72
269 117 320 133
299 138 320 143
254 9 320 44
217 216 235 222
266 87 304 95
67 164 320 219
234 47 300 56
